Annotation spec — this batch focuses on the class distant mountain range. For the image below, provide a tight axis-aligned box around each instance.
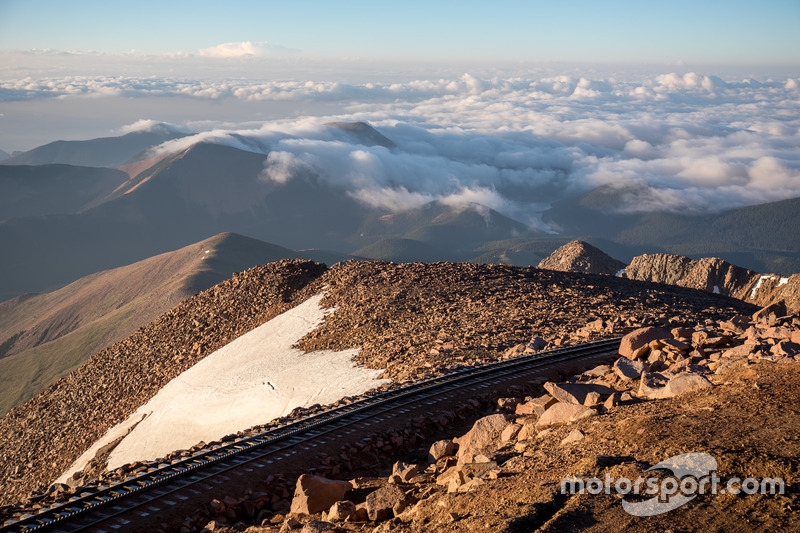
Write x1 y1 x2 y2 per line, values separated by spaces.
0 127 190 168
543 186 800 275
0 123 798 302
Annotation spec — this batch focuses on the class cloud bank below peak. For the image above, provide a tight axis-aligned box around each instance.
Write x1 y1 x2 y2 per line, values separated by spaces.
8 70 800 226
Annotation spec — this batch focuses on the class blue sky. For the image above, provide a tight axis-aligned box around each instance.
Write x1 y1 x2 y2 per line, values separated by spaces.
1 0 798 65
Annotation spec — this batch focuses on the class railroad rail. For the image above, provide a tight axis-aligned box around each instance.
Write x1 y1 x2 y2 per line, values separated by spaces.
1 337 620 533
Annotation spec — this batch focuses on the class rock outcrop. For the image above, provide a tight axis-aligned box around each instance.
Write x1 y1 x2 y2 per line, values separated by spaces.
537 240 626 276
622 253 800 310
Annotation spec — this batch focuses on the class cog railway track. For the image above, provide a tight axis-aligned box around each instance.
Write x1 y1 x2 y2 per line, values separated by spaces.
1 338 620 533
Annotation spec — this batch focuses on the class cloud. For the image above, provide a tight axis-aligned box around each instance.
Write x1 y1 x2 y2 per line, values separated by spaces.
118 119 194 135
5 69 800 225
197 41 293 58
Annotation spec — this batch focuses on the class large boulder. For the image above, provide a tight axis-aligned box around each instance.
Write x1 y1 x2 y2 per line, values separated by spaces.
290 474 351 515
365 484 407 521
619 327 671 358
543 382 615 405
455 414 509 462
535 402 597 428
428 439 457 461
613 356 649 380
323 500 356 522
638 371 713 400
753 300 788 323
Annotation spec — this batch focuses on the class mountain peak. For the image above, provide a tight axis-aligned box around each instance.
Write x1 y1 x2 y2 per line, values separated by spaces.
325 121 395 148
537 240 626 276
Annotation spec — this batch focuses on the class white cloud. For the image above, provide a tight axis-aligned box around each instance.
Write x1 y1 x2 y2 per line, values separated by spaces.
118 119 193 135
4 69 800 223
197 41 283 58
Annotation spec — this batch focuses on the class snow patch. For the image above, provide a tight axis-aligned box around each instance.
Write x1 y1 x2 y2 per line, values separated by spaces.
779 277 789 286
58 293 388 481
750 274 777 299
615 268 626 277
713 285 720 294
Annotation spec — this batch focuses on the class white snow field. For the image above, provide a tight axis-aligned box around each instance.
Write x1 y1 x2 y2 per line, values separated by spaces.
59 292 388 481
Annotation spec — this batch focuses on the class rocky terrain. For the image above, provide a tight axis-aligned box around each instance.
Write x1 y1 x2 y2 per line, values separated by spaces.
176 301 800 533
0 260 754 507
536 241 800 311
536 241 625 276
621 253 800 309
5 296 798 531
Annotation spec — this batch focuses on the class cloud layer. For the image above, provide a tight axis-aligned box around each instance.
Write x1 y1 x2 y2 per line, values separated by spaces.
5 70 800 224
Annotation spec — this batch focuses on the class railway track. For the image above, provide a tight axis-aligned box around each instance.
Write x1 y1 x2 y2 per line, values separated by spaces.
1 337 620 533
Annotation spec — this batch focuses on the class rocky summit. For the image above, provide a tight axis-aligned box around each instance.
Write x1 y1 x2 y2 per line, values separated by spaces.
537 240 626 276
0 259 755 506
622 253 800 309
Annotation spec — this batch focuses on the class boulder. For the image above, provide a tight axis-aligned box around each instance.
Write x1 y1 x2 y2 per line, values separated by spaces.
501 423 522 442
613 357 648 380
526 337 548 352
603 391 621 410
544 382 615 405
638 372 713 400
667 373 713 396
323 500 356 522
770 341 800 358
753 301 788 323
583 364 611 378
561 429 585 445
637 372 671 400
535 402 597 428
289 474 351 515
428 439 457 462
619 327 671 358
455 414 508 462
515 394 557 416
391 461 419 483
365 484 407 521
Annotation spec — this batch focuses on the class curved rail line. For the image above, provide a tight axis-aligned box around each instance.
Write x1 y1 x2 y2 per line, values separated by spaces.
1 337 620 533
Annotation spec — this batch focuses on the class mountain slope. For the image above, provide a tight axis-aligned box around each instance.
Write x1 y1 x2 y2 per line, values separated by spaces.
0 260 756 505
0 233 302 415
0 141 542 300
0 164 129 221
0 128 190 168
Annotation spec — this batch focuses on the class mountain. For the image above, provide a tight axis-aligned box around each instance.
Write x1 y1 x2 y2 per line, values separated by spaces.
0 233 304 416
0 127 190 168
537 240 626 275
467 236 642 268
0 149 10 161
0 259 756 505
352 203 539 262
0 141 540 300
0 164 128 221
326 121 396 148
543 187 800 274
621 253 800 310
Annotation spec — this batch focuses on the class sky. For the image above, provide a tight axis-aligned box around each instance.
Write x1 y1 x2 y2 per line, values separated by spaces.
1 0 798 65
0 0 798 219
